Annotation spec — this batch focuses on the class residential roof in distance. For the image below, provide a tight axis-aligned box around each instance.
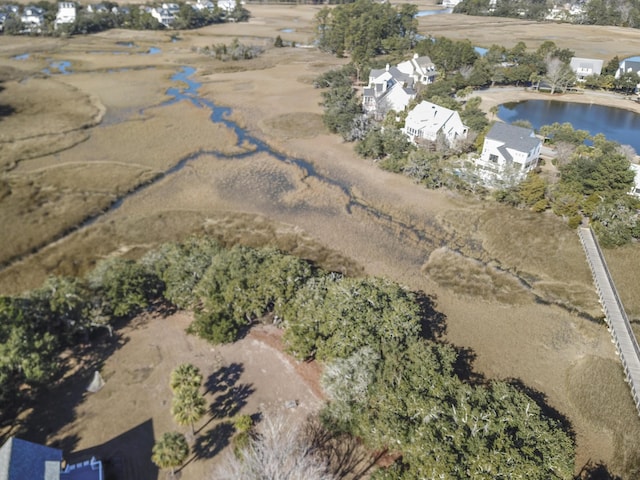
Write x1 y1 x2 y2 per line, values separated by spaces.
570 57 603 76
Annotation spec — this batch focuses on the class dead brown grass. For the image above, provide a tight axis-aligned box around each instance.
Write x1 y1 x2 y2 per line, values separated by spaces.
260 112 326 140
422 247 533 304
420 13 640 59
567 356 640 478
602 244 640 318
0 78 104 169
1 9 640 477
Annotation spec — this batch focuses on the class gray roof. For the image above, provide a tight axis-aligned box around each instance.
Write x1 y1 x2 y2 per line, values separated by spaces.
621 60 640 74
415 55 435 69
0 437 62 480
369 66 413 87
570 57 603 75
487 122 540 153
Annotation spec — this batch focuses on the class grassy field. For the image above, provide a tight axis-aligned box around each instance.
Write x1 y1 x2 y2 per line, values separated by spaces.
2 6 640 478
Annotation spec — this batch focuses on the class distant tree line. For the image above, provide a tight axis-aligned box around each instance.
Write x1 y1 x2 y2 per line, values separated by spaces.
0 1 249 36
0 237 576 477
455 0 640 28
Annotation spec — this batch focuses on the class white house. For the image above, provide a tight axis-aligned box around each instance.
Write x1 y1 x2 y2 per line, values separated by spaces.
402 100 468 146
570 57 603 81
630 163 640 197
217 0 236 12
616 58 640 78
194 0 215 11
86 3 108 13
362 65 416 117
396 53 438 85
362 54 439 118
55 2 76 28
442 0 462 7
150 6 176 26
475 122 541 185
20 6 44 28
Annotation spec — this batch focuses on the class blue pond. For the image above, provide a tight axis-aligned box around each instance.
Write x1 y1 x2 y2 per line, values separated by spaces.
279 28 295 33
12 53 30 60
148 47 161 55
474 47 488 56
498 99 640 151
416 8 453 16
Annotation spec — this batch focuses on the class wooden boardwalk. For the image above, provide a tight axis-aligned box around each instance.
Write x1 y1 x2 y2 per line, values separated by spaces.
578 227 640 416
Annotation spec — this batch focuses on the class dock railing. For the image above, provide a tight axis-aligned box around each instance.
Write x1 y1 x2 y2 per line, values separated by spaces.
578 227 640 416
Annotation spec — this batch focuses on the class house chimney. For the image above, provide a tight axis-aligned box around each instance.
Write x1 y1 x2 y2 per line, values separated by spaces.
385 64 389 72
413 53 419 59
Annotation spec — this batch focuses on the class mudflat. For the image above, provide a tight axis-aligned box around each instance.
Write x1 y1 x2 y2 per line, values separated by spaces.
2 4 640 478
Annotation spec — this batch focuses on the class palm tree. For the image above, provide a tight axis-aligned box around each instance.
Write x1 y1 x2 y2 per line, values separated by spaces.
171 387 207 435
151 431 189 478
170 363 203 393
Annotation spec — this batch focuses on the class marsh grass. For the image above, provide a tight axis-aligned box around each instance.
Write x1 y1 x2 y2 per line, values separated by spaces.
2 23 640 477
0 210 363 295
602 244 640 318
261 112 325 139
567 356 640 478
422 247 533 304
473 206 600 313
0 79 103 169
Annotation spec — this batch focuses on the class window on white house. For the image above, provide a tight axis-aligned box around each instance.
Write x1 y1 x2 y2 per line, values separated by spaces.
489 154 498 163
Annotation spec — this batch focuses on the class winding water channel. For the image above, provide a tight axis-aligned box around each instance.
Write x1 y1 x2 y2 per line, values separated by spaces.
98 66 456 253
3 67 444 268
3 66 593 318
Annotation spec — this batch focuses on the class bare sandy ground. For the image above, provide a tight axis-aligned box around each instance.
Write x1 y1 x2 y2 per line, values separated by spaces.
2 6 640 478
41 311 323 480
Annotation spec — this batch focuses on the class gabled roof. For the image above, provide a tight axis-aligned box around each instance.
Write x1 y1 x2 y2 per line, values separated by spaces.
486 122 540 153
0 437 62 480
570 57 603 75
369 66 413 87
413 55 436 71
405 100 458 133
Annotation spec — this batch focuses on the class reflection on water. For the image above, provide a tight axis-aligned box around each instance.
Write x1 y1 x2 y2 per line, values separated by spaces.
498 99 640 151
416 8 453 16
43 60 71 75
474 46 488 56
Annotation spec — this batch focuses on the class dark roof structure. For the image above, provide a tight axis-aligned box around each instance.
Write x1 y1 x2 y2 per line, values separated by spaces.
0 437 62 480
